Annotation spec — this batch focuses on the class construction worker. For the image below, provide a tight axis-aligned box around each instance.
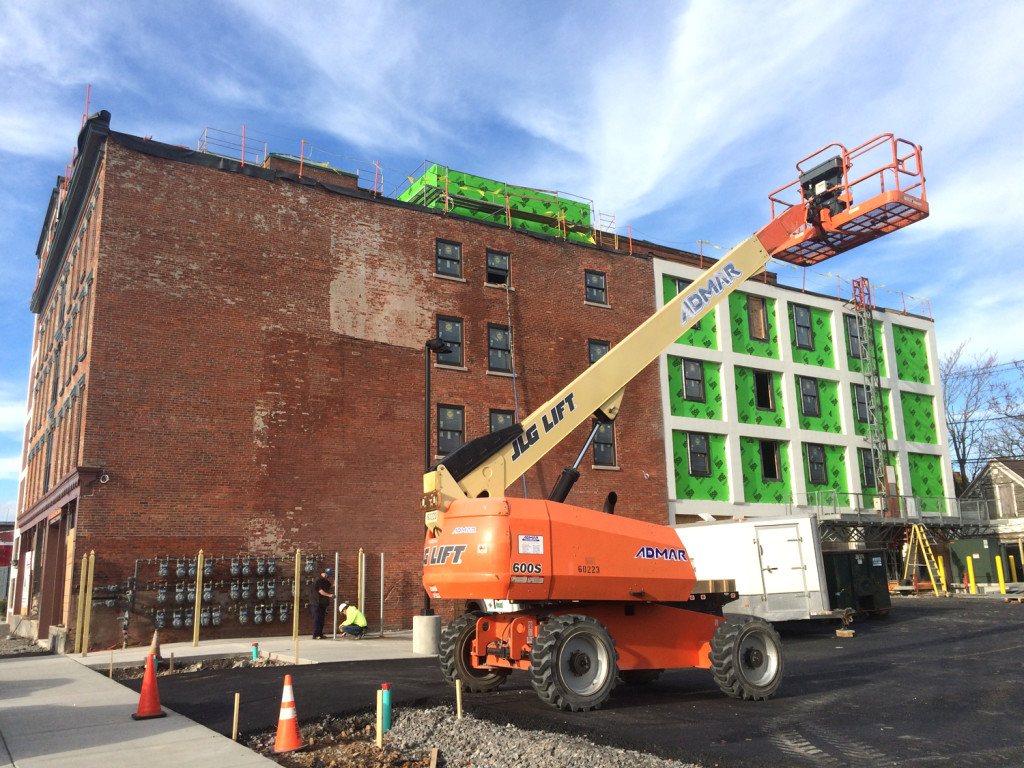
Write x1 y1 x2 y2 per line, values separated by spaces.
338 601 367 639
309 567 334 639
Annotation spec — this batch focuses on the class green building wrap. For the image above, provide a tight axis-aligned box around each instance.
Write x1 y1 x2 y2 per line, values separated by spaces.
667 357 723 420
734 366 786 427
729 293 779 359
908 453 946 512
797 378 842 433
802 442 850 507
740 436 791 503
788 305 836 368
901 392 938 444
893 325 932 384
661 276 718 349
672 431 729 501
398 164 594 243
846 318 887 376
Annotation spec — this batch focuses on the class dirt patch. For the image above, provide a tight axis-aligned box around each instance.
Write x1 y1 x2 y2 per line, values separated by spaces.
111 655 287 681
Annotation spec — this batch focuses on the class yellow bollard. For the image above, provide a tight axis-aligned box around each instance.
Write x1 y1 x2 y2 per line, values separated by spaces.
193 549 204 647
966 556 977 595
996 556 1006 594
1010 555 1018 583
937 558 947 593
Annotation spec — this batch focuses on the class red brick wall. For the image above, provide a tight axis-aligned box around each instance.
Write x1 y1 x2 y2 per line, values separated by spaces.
68 136 670 644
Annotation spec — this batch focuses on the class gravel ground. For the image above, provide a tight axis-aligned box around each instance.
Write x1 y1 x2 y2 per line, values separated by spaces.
0 634 49 657
245 705 699 768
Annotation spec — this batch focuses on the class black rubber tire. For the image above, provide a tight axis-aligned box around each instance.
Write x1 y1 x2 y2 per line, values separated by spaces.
439 612 511 692
709 616 784 701
530 614 618 712
618 668 663 685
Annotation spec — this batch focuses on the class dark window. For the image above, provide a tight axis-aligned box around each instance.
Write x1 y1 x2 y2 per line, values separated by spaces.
682 359 705 402
799 376 820 417
806 444 827 485
436 316 463 366
754 370 775 410
859 448 877 488
673 278 701 330
687 432 711 477
437 405 464 455
585 270 607 304
488 324 512 372
760 440 782 481
593 421 615 466
793 305 814 350
845 314 862 358
435 239 462 277
486 250 510 285
748 295 769 341
588 339 610 365
490 409 515 433
853 384 869 422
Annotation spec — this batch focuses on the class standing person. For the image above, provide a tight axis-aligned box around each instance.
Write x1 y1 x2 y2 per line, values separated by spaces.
338 601 367 639
309 567 334 639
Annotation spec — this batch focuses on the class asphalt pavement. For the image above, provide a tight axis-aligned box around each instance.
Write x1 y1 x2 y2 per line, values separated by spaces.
3 595 1024 767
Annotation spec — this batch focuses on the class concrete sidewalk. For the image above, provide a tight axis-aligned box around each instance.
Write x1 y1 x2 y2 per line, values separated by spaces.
0 632 430 767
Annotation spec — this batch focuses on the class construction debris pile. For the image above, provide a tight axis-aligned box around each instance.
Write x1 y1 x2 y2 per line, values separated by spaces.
245 705 695 768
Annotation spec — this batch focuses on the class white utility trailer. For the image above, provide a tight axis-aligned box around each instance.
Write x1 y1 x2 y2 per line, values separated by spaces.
675 515 851 623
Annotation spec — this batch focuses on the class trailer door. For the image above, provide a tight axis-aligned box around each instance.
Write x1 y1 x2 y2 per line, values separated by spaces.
755 523 808 598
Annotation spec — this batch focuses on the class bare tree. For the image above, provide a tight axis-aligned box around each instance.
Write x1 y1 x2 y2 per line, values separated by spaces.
940 341 1004 492
986 360 1024 459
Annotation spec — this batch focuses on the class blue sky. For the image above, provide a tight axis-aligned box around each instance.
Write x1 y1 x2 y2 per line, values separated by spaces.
2 1 1023 515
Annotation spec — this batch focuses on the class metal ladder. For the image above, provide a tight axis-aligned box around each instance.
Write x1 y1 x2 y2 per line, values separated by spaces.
903 524 944 595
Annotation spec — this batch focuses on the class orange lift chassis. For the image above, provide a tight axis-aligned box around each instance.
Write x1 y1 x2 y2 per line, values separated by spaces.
422 135 928 711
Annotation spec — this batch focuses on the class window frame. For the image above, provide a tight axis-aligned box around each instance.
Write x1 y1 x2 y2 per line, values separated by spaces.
806 443 827 485
682 358 706 403
436 315 464 367
858 448 877 489
845 314 862 358
437 404 465 456
585 269 608 305
760 439 782 482
852 383 869 422
673 278 701 331
485 249 510 286
592 420 616 467
489 409 516 433
799 376 821 418
435 239 463 278
687 432 711 477
487 323 512 373
793 304 814 350
753 369 775 411
747 294 769 341
588 339 610 365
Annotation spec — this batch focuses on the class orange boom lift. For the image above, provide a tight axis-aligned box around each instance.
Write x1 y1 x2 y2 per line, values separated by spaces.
422 135 927 711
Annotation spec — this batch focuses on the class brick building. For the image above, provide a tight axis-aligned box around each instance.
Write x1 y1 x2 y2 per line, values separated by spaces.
7 112 694 647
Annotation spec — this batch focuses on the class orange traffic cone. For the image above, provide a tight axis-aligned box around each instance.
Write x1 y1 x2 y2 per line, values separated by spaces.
273 674 304 753
131 654 167 720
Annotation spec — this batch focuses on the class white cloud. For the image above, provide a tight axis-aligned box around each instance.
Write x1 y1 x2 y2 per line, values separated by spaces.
0 457 22 480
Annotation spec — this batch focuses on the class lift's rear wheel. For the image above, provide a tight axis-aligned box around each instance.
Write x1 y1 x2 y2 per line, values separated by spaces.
439 612 510 692
530 615 618 712
709 616 784 701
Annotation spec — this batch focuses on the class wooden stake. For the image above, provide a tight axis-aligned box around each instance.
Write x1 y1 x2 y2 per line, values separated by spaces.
429 747 439 768
109 651 114 678
169 652 175 672
456 679 463 719
232 693 240 741
376 689 383 748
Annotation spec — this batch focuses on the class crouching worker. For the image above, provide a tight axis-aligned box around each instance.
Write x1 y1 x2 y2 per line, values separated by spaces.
338 601 367 639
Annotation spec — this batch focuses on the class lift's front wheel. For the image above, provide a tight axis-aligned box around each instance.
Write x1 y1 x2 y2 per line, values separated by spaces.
530 615 618 712
439 612 510 693
709 616 784 701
